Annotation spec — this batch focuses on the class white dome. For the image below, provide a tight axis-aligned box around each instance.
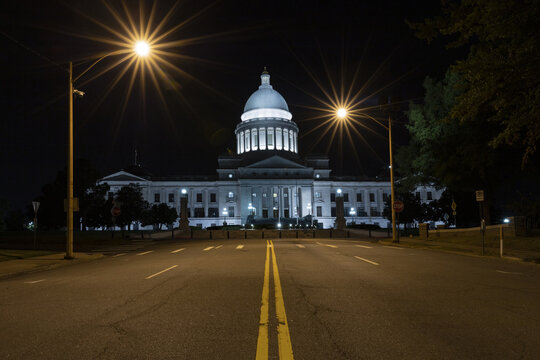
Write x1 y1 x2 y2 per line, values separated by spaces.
242 71 291 121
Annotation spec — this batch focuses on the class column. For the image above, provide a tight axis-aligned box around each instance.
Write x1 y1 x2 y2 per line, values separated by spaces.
259 128 266 150
240 131 244 153
283 129 289 150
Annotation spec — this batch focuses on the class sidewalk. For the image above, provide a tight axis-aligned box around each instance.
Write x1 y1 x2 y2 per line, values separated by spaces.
0 252 105 280
379 237 540 264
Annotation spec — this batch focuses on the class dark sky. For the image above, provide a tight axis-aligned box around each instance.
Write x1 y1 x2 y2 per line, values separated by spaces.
1 0 456 210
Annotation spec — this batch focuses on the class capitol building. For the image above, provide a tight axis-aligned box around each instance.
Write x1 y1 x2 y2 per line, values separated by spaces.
99 69 440 229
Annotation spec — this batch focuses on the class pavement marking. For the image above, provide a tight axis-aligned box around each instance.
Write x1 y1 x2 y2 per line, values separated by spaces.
215 245 223 249
295 244 306 248
496 270 523 275
236 245 244 249
112 253 126 257
354 256 380 266
136 250 154 256
316 242 338 248
256 241 270 360
24 279 45 284
270 240 295 359
145 265 178 279
203 246 215 251
383 245 404 250
355 244 373 249
171 248 185 253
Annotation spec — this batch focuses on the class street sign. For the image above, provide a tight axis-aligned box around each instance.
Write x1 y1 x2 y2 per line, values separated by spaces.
393 200 404 213
451 201 457 211
32 201 40 214
475 190 484 202
111 206 121 217
443 213 449 221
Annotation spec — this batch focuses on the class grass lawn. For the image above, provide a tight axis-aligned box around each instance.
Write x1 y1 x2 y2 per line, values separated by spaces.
0 249 57 262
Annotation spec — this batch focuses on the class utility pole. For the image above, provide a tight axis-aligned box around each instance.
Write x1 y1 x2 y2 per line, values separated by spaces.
66 61 74 259
389 116 397 242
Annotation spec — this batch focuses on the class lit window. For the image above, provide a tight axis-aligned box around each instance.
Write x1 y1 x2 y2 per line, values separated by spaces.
228 173 233 178
315 174 320 178
228 192 234 198
315 191 321 198
273 193 278 198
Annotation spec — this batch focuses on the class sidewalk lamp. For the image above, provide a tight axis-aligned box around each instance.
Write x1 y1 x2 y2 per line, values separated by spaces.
222 207 228 226
65 41 150 259
349 207 356 225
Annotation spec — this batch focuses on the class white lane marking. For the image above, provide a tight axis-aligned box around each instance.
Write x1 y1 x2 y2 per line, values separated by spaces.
354 256 379 266
203 246 215 251
215 245 223 249
171 248 185 253
295 244 305 248
136 250 154 256
383 245 404 250
316 242 338 248
496 270 523 275
355 244 372 249
112 253 126 257
24 279 45 284
236 245 244 249
145 265 178 279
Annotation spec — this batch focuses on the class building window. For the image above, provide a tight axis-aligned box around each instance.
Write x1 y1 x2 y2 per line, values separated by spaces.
357 207 367 216
369 193 375 202
315 191 321 198
356 193 362 202
343 193 349 202
267 127 274 149
415 192 421 200
427 192 433 200
208 208 218 217
284 209 289 218
331 207 336 217
262 209 268 218
228 206 235 217
196 193 203 202
168 193 175 203
154 193 161 203
208 193 215 203
316 206 322 217
276 128 283 150
194 208 205 218
331 193 336 202
382 193 388 202
228 191 234 198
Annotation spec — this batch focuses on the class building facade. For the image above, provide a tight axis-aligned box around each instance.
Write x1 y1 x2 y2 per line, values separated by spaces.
99 70 442 229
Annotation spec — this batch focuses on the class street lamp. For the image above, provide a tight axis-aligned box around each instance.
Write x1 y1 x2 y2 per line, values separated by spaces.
349 207 356 225
222 207 228 226
65 42 150 259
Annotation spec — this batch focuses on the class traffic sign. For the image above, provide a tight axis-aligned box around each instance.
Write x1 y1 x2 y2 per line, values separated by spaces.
475 190 484 202
393 200 404 213
111 206 121 217
451 201 457 211
32 201 40 214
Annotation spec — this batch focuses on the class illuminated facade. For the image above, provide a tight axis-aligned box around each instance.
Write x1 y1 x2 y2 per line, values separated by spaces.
99 70 442 229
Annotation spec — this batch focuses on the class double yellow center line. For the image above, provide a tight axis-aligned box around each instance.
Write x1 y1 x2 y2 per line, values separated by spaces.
256 240 294 360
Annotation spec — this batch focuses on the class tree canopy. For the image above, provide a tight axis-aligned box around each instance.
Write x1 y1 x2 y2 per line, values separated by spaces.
409 0 540 166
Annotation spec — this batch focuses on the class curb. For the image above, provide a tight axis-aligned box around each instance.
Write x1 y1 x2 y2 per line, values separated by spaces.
378 240 540 264
0 253 106 281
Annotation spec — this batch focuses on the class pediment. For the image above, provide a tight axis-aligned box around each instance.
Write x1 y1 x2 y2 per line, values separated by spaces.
100 171 148 182
244 155 306 169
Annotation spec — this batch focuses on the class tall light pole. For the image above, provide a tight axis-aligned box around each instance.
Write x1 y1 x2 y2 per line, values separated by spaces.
65 42 150 259
388 116 397 242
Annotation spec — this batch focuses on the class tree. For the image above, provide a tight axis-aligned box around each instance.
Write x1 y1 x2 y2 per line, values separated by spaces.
115 184 148 230
409 0 540 166
383 186 424 229
80 183 111 229
141 203 178 230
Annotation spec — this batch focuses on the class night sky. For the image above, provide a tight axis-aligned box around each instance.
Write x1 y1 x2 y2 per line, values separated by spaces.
1 0 455 210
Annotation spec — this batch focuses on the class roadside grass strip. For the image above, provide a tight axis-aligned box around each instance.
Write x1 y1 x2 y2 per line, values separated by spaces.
383 245 404 250
354 256 379 266
295 244 305 248
145 265 178 279
136 250 154 256
316 242 338 248
203 246 215 251
236 245 244 249
171 248 185 253
355 244 372 249
256 240 294 360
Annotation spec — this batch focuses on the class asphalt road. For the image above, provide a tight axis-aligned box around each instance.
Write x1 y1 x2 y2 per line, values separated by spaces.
1 237 539 359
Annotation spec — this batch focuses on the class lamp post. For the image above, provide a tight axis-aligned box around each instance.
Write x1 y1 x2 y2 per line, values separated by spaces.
222 207 228 226
65 43 150 259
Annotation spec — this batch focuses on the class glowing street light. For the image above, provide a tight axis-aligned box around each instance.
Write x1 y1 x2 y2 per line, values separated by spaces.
134 41 150 57
65 42 150 259
336 108 347 119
